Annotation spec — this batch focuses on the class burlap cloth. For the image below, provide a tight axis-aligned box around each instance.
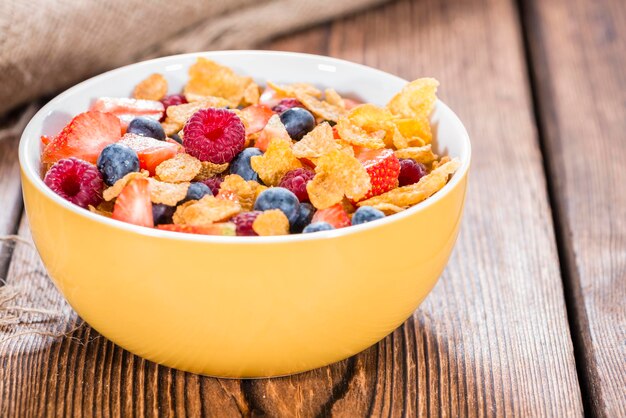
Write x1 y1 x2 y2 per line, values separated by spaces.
0 0 389 336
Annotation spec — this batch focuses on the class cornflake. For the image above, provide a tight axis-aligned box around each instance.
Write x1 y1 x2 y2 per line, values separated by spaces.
295 91 347 122
387 78 439 143
193 160 229 181
394 145 438 164
156 153 201 183
267 81 321 98
184 58 254 107
174 195 240 226
249 181 268 199
133 73 168 101
252 209 290 236
217 174 256 211
348 104 395 131
250 137 302 186
307 149 371 209
103 171 148 201
164 97 231 131
324 88 345 108
292 122 339 158
358 158 460 208
243 82 260 105
335 118 385 149
147 178 190 206
394 117 431 144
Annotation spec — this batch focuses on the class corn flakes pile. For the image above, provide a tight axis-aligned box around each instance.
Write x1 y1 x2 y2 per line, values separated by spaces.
40 58 460 237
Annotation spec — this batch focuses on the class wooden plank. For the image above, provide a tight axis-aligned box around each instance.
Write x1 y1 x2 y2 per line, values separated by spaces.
0 0 583 416
520 0 626 415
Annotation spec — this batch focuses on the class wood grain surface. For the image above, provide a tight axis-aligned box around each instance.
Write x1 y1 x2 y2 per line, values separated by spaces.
0 0 613 415
521 0 626 415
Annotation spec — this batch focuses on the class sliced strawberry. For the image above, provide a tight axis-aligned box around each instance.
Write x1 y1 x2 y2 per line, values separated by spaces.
118 133 178 174
42 111 122 164
356 148 400 201
255 114 291 152
259 87 280 107
165 138 185 152
91 97 164 127
240 104 274 135
311 204 351 228
112 177 153 227
157 223 236 236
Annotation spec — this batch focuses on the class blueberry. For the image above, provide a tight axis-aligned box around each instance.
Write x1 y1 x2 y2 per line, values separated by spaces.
182 182 212 203
230 147 263 181
170 133 183 144
291 202 315 233
152 204 176 225
303 222 334 233
351 206 385 225
279 107 316 141
96 143 140 186
254 187 300 225
127 116 166 141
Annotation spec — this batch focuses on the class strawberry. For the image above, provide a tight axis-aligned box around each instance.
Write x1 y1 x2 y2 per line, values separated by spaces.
112 177 154 227
240 104 274 135
156 223 236 236
118 133 178 174
255 114 291 152
41 135 51 146
356 148 400 201
91 97 164 127
311 203 351 228
42 111 122 164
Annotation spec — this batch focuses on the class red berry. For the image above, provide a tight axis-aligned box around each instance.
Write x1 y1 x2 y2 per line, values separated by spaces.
278 168 315 202
311 204 350 228
91 97 164 127
202 176 224 196
112 177 153 227
42 111 122 164
240 104 274 134
232 211 262 236
44 157 104 209
160 94 187 120
272 98 303 114
356 148 400 201
118 133 179 174
183 108 245 164
398 158 426 186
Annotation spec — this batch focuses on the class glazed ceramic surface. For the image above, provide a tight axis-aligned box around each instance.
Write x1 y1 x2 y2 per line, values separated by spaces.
19 51 471 378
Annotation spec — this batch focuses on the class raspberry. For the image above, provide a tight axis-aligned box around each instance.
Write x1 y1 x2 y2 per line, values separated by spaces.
202 176 224 196
183 108 245 164
44 157 104 208
232 211 262 236
398 158 426 186
272 98 303 114
160 94 187 121
278 168 315 202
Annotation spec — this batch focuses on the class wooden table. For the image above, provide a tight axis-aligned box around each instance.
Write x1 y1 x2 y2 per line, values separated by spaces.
1 0 624 416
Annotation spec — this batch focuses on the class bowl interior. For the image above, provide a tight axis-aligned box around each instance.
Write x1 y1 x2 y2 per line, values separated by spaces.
19 51 470 240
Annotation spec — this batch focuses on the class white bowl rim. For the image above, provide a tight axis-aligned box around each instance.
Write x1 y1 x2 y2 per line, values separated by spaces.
19 50 471 244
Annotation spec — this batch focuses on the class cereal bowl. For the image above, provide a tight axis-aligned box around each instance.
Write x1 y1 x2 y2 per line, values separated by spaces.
19 51 470 378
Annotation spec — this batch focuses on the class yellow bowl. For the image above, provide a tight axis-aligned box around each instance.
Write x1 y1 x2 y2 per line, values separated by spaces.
19 51 471 378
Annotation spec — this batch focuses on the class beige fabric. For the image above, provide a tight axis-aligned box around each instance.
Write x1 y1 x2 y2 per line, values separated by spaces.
0 0 389 118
